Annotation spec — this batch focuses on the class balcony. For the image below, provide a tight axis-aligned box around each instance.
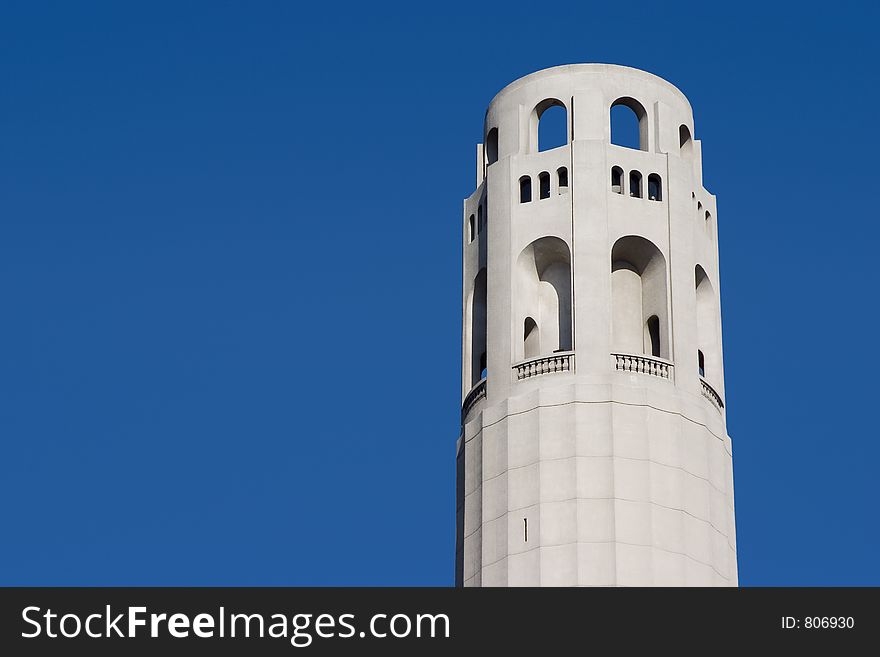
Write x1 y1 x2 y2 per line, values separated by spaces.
611 352 673 380
513 351 574 381
700 377 724 412
461 378 487 421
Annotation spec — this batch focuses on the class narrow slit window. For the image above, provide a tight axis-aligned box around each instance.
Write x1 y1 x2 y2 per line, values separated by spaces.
648 174 662 201
468 214 475 243
519 176 532 203
698 350 705 377
557 167 568 193
477 206 484 233
523 518 528 542
646 315 660 357
629 171 643 198
539 171 550 199
611 166 623 194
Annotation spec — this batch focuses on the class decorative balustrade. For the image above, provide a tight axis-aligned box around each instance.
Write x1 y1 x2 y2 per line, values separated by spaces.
461 378 487 420
513 351 574 381
700 377 724 412
611 353 673 380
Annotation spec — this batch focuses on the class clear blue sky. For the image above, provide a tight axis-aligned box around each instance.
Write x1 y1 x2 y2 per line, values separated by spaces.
1 1 877 586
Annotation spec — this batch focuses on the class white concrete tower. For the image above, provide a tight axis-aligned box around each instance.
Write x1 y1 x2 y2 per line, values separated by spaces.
456 64 737 587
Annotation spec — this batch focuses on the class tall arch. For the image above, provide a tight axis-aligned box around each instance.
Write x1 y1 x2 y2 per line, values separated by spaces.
530 98 568 153
515 237 572 359
611 236 669 358
469 268 488 385
695 265 720 382
610 97 648 151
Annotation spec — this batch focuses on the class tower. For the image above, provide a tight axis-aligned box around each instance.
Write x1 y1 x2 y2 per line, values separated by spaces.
456 64 737 586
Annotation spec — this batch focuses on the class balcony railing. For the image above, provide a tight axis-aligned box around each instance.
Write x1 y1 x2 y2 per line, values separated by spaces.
461 378 487 420
513 351 574 381
700 377 724 412
611 352 673 380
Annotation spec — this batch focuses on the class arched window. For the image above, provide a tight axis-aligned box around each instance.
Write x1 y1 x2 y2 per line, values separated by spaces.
679 124 693 156
646 316 661 357
629 171 643 198
529 99 567 153
486 127 499 166
610 97 648 151
523 317 540 358
611 236 669 359
648 174 662 201
468 214 475 243
698 350 705 377
535 100 567 152
557 167 568 193
539 171 550 199
705 210 711 221
520 176 532 203
611 166 623 194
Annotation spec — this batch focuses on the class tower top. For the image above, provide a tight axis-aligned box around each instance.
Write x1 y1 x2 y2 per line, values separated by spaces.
488 63 692 113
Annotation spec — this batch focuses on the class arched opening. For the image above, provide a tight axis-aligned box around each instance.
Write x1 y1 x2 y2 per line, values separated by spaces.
679 124 693 157
470 269 488 386
705 210 711 222
477 205 484 233
539 171 550 199
610 97 648 151
611 236 669 359
629 170 643 198
645 315 661 357
520 176 532 203
648 174 662 201
531 99 568 153
557 167 568 193
695 265 720 383
468 214 475 243
611 166 623 194
515 237 573 359
523 317 540 359
486 127 499 166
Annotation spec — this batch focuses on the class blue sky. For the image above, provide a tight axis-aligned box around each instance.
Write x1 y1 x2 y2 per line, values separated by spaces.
1 1 877 585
